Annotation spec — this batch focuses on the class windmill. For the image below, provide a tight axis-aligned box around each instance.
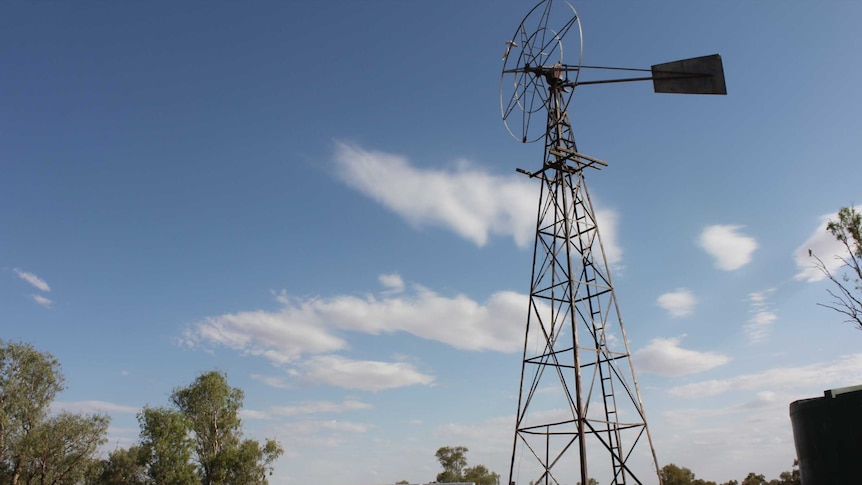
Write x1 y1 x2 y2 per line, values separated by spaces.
499 1 726 484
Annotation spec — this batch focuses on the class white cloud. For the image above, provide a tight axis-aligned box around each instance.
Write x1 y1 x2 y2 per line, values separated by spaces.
181 309 349 365
14 268 51 292
744 289 777 343
334 142 535 247
656 390 800 481
378 273 405 293
657 289 696 318
184 276 533 389
250 373 293 389
670 353 862 398
52 400 139 415
243 399 372 420
332 143 624 264
794 211 853 282
32 294 53 308
276 418 371 437
299 355 434 391
185 279 528 366
635 337 730 377
698 225 758 270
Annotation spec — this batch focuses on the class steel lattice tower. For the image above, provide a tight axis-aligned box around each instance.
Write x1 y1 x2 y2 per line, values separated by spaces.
506 80 659 485
500 3 725 483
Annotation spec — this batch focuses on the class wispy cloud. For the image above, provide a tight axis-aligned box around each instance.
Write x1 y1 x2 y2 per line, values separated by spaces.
669 353 862 397
635 337 730 377
657 289 696 318
334 142 535 247
299 355 434 391
52 400 139 415
794 211 853 282
657 390 799 481
243 399 373 420
186 275 531 390
744 289 777 343
184 277 528 365
378 273 405 293
14 268 51 292
698 225 758 271
250 374 293 389
332 142 623 264
32 294 53 308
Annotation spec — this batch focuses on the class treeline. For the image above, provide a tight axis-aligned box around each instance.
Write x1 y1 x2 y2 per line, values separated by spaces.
0 340 282 485
660 463 800 485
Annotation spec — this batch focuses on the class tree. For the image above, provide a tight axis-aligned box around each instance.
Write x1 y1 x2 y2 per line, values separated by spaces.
740 473 766 485
434 446 498 484
463 464 500 485
137 371 282 485
435 446 467 482
661 464 697 485
811 206 862 330
0 341 108 485
21 412 109 485
138 407 197 485
90 445 149 485
576 479 600 485
0 341 65 484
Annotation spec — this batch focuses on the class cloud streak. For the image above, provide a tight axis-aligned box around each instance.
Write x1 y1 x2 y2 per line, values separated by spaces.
243 399 373 419
657 289 696 318
14 268 51 292
32 295 53 308
698 225 757 271
635 337 730 377
669 353 862 397
332 142 624 264
184 276 525 390
744 289 777 343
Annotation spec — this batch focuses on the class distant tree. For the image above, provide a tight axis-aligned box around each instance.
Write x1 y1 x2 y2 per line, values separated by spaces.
90 445 150 485
434 446 498 484
661 463 697 485
138 406 197 485
463 463 500 485
719 481 739 485
22 412 109 484
137 371 282 485
811 206 862 330
170 371 282 484
0 340 108 485
395 481 409 485
435 446 467 482
740 472 766 485
576 478 599 485
766 460 800 485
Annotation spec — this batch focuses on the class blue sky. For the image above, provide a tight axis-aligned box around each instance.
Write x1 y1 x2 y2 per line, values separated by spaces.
3 1 862 483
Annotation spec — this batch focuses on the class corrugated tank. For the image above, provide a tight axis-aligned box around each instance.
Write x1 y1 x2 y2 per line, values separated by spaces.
789 385 862 484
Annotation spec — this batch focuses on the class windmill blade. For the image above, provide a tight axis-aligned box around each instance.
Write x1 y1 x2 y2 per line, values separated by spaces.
651 54 727 95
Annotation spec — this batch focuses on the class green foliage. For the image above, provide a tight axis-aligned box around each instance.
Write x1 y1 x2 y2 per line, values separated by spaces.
138 406 197 485
435 445 467 482
0 341 109 485
740 472 766 485
576 478 599 485
661 464 697 485
22 412 109 484
135 371 282 485
434 446 499 485
90 445 149 485
813 205 862 329
170 371 245 485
